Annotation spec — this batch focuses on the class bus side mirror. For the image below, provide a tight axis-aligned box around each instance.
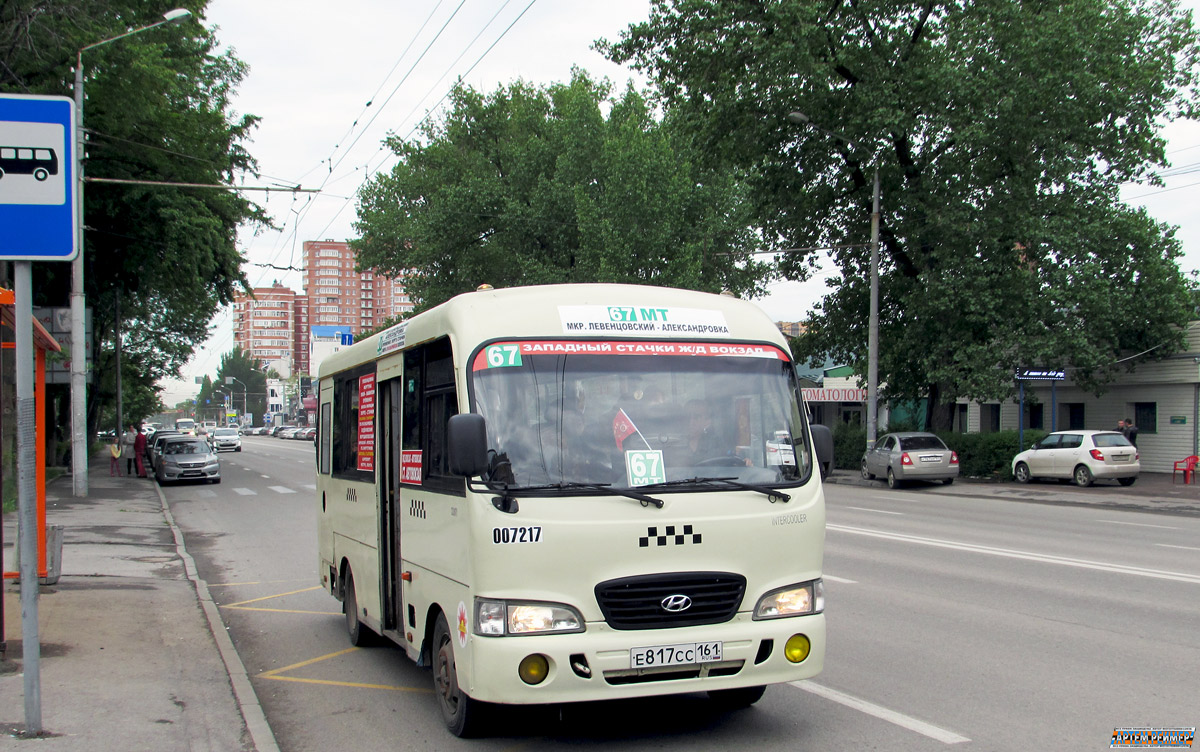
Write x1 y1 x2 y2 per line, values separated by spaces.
810 424 833 479
448 413 488 477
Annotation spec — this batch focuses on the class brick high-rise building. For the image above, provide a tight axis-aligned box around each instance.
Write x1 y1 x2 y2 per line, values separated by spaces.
233 242 414 380
232 282 297 377
301 239 413 340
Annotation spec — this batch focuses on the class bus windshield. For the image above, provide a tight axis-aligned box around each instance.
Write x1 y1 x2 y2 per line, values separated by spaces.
469 340 813 490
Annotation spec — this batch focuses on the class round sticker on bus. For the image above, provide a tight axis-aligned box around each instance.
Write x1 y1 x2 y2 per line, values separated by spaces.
457 601 468 647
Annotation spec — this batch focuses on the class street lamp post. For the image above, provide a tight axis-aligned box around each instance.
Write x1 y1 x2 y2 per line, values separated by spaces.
225 376 247 424
211 390 227 424
788 111 881 449
71 8 192 497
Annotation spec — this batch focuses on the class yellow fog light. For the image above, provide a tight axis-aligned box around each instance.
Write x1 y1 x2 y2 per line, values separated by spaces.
518 654 550 685
784 634 811 664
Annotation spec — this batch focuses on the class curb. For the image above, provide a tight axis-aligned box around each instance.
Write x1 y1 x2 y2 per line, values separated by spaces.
153 481 281 752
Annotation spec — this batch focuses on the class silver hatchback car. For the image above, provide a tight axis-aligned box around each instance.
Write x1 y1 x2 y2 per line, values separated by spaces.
861 431 960 488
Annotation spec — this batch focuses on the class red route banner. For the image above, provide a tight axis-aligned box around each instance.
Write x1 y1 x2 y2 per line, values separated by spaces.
357 373 376 471
473 340 788 370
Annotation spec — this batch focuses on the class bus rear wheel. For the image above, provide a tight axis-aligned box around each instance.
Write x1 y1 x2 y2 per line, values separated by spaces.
342 568 375 647
433 613 486 737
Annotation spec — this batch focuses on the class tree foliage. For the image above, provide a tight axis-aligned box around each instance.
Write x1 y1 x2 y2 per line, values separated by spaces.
1 1 264 435
353 69 772 311
604 0 1200 428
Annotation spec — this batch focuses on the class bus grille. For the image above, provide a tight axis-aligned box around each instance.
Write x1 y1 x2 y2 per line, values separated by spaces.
594 572 746 630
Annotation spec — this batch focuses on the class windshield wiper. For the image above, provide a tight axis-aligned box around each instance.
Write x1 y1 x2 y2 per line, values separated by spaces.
639 477 791 503
502 481 664 509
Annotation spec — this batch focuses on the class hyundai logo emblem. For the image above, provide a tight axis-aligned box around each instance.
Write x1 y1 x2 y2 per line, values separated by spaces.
661 594 692 613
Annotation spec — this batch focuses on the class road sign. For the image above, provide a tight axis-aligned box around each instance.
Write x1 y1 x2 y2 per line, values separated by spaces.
0 94 77 261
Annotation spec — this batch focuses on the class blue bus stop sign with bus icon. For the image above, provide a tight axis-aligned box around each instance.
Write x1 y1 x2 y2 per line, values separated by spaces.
0 93 77 261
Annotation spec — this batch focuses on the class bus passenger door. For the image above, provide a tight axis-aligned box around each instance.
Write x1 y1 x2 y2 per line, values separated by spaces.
379 377 403 635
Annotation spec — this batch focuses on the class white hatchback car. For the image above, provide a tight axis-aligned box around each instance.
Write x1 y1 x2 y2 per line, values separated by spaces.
1011 430 1139 487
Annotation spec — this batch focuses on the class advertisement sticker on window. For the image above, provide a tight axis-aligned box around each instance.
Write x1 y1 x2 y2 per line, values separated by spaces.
357 373 376 471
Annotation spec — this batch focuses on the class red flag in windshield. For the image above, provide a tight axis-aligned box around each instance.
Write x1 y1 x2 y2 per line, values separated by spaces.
613 409 638 449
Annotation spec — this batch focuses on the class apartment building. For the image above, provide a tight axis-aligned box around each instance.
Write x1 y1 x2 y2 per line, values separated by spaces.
233 241 414 379
301 239 414 338
232 282 297 377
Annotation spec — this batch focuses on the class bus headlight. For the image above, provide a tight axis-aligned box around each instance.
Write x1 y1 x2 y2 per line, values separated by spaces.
753 579 824 619
474 599 584 636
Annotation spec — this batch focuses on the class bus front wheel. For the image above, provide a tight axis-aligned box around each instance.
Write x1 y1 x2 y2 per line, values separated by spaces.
433 613 486 737
708 685 766 709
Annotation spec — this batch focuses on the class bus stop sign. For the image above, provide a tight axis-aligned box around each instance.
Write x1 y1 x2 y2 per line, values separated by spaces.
0 94 77 261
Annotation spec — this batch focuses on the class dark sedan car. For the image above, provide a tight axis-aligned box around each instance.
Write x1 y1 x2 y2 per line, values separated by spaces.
861 431 959 488
147 430 181 469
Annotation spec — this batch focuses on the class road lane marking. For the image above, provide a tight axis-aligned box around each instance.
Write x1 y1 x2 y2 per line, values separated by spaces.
1098 520 1181 530
233 487 256 496
828 524 1200 585
846 506 904 515
224 586 321 608
1157 543 1200 552
260 647 432 693
790 681 970 744
269 485 297 494
822 574 857 584
261 475 271 479
302 484 316 490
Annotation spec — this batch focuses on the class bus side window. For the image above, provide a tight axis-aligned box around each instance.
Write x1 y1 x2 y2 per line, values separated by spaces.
332 364 374 482
402 337 461 496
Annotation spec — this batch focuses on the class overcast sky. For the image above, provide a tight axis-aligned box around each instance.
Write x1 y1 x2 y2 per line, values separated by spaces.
160 0 1200 404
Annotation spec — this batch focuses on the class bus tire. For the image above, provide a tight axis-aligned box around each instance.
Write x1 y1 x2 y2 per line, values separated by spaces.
433 612 486 737
708 685 766 709
342 568 376 647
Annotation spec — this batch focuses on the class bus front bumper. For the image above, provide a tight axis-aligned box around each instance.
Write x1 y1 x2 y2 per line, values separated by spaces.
463 612 825 705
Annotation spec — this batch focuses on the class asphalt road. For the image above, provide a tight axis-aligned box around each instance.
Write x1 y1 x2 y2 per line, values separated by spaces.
163 436 1200 751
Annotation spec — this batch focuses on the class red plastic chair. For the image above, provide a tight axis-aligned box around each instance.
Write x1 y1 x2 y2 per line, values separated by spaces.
1172 455 1198 484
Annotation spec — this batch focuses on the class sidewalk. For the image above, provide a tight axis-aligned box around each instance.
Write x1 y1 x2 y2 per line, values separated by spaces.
1 453 276 751
825 467 1200 517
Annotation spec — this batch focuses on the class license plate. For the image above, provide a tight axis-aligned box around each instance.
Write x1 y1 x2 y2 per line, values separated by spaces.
630 641 722 669
919 455 941 463
181 470 202 477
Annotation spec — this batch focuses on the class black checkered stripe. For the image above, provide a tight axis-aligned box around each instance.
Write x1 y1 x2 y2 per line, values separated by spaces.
639 525 701 547
409 499 427 519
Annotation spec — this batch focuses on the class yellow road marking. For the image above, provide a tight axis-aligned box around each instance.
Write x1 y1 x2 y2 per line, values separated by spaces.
259 647 431 693
224 586 322 608
262 647 360 676
261 675 432 693
207 579 314 588
222 606 339 615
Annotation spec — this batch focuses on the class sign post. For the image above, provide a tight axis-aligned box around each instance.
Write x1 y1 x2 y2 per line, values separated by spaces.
1 92 77 737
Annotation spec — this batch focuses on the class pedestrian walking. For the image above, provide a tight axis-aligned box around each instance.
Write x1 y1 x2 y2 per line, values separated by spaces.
134 425 148 477
122 424 138 475
108 437 123 476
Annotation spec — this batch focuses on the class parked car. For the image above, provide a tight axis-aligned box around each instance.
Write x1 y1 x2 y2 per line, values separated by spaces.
278 427 301 439
271 425 296 437
861 431 960 488
1012 430 1138 487
208 426 242 452
295 427 316 441
147 430 181 469
155 437 221 485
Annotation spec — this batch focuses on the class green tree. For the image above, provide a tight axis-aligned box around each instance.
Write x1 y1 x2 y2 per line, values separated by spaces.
353 69 772 311
215 346 268 425
1 1 265 437
604 0 1200 429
